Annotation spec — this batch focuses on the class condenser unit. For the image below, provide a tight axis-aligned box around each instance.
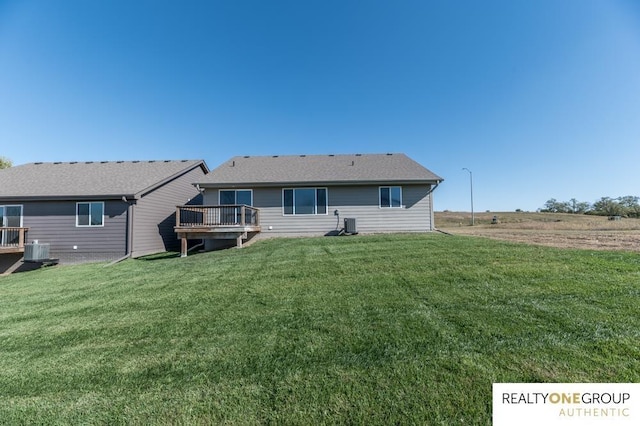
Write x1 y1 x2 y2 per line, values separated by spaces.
344 218 358 235
24 243 50 262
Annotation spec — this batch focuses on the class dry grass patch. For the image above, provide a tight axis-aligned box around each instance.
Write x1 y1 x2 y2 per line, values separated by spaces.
437 211 640 251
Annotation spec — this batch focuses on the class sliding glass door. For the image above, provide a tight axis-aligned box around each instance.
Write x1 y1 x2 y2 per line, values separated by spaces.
0 205 23 245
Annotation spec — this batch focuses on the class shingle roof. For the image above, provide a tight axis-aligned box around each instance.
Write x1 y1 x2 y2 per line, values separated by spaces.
0 160 208 200
197 153 442 187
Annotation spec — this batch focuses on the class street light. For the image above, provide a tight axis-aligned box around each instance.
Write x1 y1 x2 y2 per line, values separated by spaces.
462 168 474 226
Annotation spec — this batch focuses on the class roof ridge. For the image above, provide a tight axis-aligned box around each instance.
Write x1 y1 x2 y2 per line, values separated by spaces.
231 153 404 159
28 159 199 165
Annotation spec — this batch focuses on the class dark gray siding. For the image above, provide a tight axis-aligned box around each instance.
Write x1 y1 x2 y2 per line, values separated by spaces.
18 200 128 263
203 184 434 237
131 166 206 257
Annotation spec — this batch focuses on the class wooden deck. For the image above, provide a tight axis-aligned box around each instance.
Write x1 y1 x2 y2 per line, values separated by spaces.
174 205 261 256
0 227 28 254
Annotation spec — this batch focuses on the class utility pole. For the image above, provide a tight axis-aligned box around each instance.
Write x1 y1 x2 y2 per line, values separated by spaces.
462 168 474 226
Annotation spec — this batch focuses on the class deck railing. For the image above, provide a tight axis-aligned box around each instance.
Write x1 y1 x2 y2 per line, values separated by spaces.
0 227 28 251
176 205 260 228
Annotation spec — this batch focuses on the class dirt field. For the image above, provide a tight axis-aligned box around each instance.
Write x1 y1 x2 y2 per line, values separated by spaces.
436 211 640 252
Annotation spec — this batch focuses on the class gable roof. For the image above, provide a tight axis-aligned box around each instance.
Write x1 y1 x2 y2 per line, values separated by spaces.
197 153 443 188
0 160 208 201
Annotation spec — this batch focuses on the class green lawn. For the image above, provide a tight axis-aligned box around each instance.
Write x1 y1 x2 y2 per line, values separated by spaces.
1 234 638 424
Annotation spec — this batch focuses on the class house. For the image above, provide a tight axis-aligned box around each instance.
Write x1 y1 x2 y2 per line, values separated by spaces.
175 153 443 254
0 160 208 273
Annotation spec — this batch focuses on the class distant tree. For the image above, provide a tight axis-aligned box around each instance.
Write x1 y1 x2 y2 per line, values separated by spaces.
542 198 570 213
592 197 623 216
576 202 591 214
618 195 640 218
0 156 11 169
568 198 591 214
541 198 557 212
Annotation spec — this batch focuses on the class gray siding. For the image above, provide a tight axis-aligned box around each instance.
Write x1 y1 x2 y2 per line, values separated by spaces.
203 184 434 237
19 200 128 263
131 166 206 257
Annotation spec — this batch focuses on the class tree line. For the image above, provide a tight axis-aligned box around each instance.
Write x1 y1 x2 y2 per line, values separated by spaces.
541 196 640 218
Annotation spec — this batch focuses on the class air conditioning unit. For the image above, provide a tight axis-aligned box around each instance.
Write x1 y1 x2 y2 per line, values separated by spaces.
24 243 50 262
344 218 358 234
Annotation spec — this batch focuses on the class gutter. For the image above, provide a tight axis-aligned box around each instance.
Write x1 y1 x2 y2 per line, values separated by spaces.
194 179 444 189
126 197 134 259
428 181 441 231
105 196 135 266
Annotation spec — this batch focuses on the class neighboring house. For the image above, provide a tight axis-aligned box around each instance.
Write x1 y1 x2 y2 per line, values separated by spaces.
175 153 443 254
0 160 208 273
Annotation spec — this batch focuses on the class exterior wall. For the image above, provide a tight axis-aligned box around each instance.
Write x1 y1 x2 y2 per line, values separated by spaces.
131 166 206 258
15 200 129 263
203 184 434 237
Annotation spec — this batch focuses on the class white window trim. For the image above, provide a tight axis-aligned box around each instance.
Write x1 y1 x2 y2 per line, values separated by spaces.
76 201 105 227
0 205 23 227
218 189 253 206
379 186 403 208
282 187 329 216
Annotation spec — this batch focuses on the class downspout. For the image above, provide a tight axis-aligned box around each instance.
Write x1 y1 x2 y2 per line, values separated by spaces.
106 197 134 266
126 198 134 258
428 181 441 231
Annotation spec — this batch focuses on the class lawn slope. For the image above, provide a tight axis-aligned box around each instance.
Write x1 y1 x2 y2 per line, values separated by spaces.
1 234 639 424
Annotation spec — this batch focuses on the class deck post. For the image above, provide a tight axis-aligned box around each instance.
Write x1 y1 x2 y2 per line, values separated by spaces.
236 234 243 248
18 228 25 249
181 235 187 257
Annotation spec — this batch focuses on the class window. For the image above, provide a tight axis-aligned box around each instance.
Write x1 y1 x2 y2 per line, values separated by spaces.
76 202 104 227
380 186 402 208
0 205 23 228
0 205 23 245
219 189 254 224
283 188 327 215
219 189 252 206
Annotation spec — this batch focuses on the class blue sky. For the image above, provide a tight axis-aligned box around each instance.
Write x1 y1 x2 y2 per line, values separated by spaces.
1 0 639 211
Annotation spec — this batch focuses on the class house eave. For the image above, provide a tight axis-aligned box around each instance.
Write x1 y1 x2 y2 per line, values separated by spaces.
0 194 137 202
195 179 443 189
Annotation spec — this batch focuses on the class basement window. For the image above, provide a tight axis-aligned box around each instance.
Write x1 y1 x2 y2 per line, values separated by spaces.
76 202 104 227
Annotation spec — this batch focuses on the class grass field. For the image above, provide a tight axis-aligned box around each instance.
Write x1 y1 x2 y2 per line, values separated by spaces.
1 234 639 424
437 211 640 252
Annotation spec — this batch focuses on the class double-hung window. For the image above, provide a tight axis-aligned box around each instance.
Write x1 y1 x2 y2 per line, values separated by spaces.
283 188 327 215
76 202 104 227
379 186 402 208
